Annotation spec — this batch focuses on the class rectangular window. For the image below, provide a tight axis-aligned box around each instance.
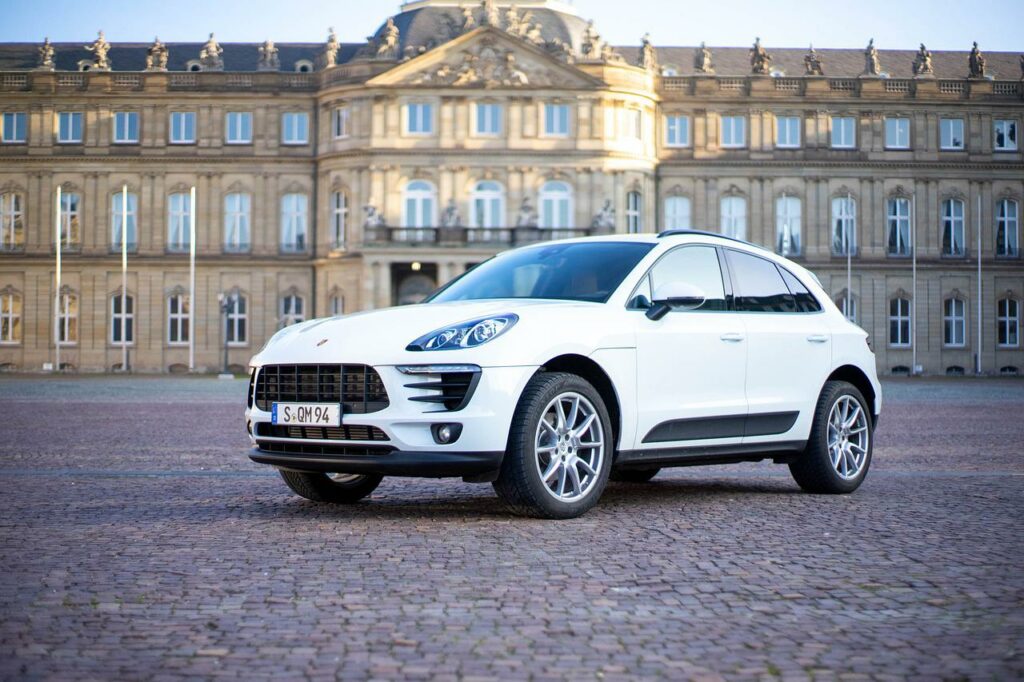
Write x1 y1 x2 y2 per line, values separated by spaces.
720 115 746 148
997 299 1020 347
58 293 78 345
664 196 691 229
940 118 964 150
332 107 350 138
627 109 642 139
406 103 433 135
110 294 134 345
0 293 21 344
113 111 139 144
720 196 747 240
330 192 348 248
831 196 857 256
830 116 856 148
544 103 570 137
59 192 81 249
280 295 305 328
110 192 138 252
169 111 196 144
943 298 966 347
57 112 83 143
942 199 966 257
476 103 502 135
886 197 911 257
775 196 802 256
281 112 309 145
885 117 910 149
280 193 308 252
225 112 253 144
167 193 191 252
626 191 642 233
223 193 251 252
168 294 190 345
665 115 690 147
996 199 1019 257
0 192 24 251
889 298 911 347
1 112 27 143
994 119 1018 151
226 293 247 345
775 115 800 148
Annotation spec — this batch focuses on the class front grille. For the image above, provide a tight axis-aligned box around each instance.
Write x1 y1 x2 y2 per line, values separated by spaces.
254 364 389 414
255 441 395 457
255 423 389 442
404 370 481 412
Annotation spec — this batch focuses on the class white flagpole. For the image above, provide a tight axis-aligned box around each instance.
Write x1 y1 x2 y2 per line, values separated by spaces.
976 194 982 375
54 185 62 373
846 193 853 320
911 193 918 375
188 185 197 372
121 184 128 373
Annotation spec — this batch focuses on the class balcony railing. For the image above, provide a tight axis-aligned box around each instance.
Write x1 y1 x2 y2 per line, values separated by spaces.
363 226 595 247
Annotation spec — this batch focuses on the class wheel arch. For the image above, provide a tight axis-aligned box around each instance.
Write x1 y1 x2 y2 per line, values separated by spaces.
537 354 622 450
826 364 877 425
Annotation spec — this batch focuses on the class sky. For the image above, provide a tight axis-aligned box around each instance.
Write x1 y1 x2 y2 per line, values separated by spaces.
1 0 1021 51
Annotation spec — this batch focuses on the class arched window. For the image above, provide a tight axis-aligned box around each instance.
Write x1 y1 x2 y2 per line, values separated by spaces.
889 297 911 347
59 192 81 249
110 192 138 252
720 196 746 240
943 297 966 347
831 196 856 256
539 181 573 232
402 180 436 239
111 293 134 344
887 197 911 256
775 195 801 256
996 199 1019 257
58 291 78 345
280 294 305 328
225 292 247 345
941 198 965 257
0 192 24 251
224 193 251 252
626 191 643 233
280 193 308 252
836 293 857 324
329 293 345 316
664 196 691 230
330 191 348 248
167 294 190 345
0 291 21 343
470 181 505 229
997 298 1019 347
167 192 191 252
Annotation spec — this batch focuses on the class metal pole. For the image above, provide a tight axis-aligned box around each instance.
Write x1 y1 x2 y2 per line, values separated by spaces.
54 185 61 373
977 194 982 375
222 297 230 375
846 193 853 320
121 184 128 373
911 193 918 375
188 186 196 371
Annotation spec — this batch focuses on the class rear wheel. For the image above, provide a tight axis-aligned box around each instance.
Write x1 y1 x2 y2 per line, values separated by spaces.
789 380 872 494
610 468 660 483
279 470 383 504
493 372 612 519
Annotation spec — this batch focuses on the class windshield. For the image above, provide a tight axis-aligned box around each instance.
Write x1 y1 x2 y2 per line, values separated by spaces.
428 241 655 304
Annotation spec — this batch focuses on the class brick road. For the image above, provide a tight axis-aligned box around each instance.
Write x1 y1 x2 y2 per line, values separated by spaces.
1 375 1022 680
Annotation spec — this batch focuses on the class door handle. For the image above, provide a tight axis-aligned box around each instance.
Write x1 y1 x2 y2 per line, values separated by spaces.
806 334 829 343
720 333 745 343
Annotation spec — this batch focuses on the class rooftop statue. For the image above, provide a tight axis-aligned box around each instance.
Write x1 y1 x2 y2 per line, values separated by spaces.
199 33 224 71
85 30 111 71
36 37 55 71
804 45 823 76
322 27 339 68
257 39 280 71
694 42 713 74
639 33 658 71
145 37 169 71
912 43 933 76
749 37 771 75
863 38 881 76
968 42 986 79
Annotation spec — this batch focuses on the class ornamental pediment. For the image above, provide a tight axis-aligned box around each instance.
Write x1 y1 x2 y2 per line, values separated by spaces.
368 27 602 90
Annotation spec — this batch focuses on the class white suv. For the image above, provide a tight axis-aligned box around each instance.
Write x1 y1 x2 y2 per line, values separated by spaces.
246 231 881 518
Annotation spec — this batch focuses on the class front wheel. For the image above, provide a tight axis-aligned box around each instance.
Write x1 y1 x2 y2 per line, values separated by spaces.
789 380 873 494
279 470 383 504
493 372 613 519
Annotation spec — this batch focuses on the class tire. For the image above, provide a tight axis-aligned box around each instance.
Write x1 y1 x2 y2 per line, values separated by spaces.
610 468 660 483
789 380 873 494
493 372 613 519
278 470 383 504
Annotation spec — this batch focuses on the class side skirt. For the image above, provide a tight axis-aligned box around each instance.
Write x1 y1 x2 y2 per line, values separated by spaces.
615 440 806 470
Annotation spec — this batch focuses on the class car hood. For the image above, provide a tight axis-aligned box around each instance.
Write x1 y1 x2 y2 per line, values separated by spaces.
251 299 613 368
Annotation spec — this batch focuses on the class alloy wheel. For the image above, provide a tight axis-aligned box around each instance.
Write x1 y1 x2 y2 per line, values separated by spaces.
533 392 605 502
827 395 869 480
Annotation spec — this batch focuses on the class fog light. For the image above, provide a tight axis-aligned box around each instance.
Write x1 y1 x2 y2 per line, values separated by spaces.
431 423 462 445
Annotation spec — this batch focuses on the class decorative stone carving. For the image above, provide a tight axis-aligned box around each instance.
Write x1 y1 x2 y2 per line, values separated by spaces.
968 42 986 79
804 45 823 76
322 28 340 69
257 39 280 71
481 0 501 27
600 42 622 64
591 200 616 230
376 17 400 60
199 33 224 71
504 6 526 36
694 42 713 74
85 30 111 71
411 40 541 87
145 37 169 71
36 37 55 71
749 37 771 75
912 43 934 77
461 6 476 33
362 205 386 228
863 38 881 76
515 198 538 228
638 33 658 71
581 21 602 59
440 199 462 228
547 38 574 64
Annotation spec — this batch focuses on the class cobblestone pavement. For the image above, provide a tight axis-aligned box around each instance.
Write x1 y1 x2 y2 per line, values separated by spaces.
1 375 1022 680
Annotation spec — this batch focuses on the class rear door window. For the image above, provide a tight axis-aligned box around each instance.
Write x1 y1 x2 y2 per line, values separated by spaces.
778 267 822 313
725 249 798 313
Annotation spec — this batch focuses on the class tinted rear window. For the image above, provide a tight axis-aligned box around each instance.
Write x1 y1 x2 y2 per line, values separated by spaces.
726 250 798 313
778 267 822 313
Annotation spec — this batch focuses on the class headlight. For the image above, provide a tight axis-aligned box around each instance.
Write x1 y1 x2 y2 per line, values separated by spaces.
407 314 519 351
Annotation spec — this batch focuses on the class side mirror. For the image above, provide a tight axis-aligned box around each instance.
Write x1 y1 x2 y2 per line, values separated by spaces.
646 282 707 320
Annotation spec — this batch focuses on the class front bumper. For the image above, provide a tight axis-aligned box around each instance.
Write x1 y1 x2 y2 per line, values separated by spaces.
249 447 503 478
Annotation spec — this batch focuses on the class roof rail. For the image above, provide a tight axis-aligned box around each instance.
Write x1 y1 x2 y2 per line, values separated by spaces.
657 229 762 250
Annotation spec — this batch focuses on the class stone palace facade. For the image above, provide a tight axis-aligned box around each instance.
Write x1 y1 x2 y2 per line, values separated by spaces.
0 0 1022 375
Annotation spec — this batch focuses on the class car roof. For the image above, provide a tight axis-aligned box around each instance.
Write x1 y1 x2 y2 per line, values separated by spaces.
536 231 763 250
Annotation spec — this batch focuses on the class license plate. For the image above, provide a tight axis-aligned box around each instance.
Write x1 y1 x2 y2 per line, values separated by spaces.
271 403 342 427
